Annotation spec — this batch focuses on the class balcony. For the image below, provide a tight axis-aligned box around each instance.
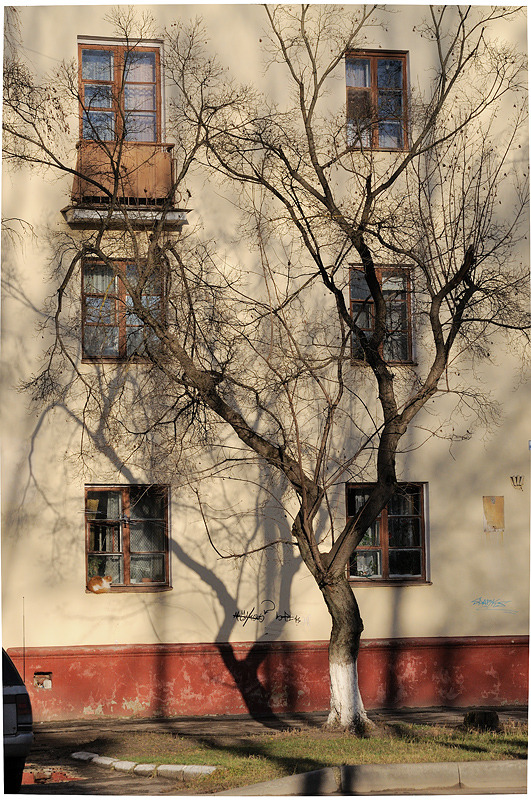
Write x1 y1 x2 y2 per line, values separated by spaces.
63 141 188 230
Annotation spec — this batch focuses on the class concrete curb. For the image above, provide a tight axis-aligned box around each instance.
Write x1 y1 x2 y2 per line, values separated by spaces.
71 751 216 780
215 768 339 796
215 760 527 795
458 760 527 790
72 750 526 794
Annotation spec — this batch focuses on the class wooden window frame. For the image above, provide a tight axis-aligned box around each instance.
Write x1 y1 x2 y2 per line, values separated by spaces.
85 485 171 592
350 265 413 364
346 483 428 585
81 258 165 362
79 42 162 143
346 50 408 151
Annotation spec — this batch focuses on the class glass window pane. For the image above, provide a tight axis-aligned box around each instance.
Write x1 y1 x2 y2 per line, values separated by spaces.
347 121 371 148
384 291 409 360
346 58 370 88
125 263 138 283
351 301 372 330
382 273 407 294
378 91 402 120
388 517 420 547
125 297 143 328
389 549 421 576
383 332 409 361
88 522 121 552
346 489 371 517
377 59 403 89
125 263 163 293
347 88 371 122
130 521 166 552
125 51 156 83
350 269 370 300
126 327 145 356
126 295 161 322
86 490 121 519
351 550 382 578
88 554 124 583
125 85 155 111
84 326 119 358
125 305 160 354
126 328 160 356
124 112 157 142
386 301 407 334
388 487 420 516
378 121 402 149
130 554 165 584
359 521 380 547
130 486 166 520
126 313 143 329
84 84 112 109
84 264 116 294
82 49 113 82
83 111 115 141
85 297 115 325
347 88 372 149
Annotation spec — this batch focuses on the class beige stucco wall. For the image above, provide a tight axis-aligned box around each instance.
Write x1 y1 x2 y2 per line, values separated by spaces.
2 5 529 651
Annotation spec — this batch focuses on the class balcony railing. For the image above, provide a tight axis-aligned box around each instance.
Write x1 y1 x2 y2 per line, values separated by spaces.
72 141 175 205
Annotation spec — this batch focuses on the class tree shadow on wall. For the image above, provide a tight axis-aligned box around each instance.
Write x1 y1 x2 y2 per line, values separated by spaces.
11 362 310 726
163 472 306 725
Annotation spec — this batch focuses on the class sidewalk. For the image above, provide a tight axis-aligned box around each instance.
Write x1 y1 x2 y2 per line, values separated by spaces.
31 704 528 739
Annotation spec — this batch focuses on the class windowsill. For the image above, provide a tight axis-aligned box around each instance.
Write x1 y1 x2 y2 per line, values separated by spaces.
349 579 432 587
86 585 172 593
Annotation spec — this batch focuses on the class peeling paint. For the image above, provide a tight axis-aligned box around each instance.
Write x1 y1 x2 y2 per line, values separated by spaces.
83 704 104 716
121 698 148 713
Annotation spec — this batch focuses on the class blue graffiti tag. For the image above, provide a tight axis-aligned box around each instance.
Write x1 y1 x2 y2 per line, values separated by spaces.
471 597 518 614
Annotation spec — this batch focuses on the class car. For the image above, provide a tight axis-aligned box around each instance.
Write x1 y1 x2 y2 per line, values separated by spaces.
3 649 33 792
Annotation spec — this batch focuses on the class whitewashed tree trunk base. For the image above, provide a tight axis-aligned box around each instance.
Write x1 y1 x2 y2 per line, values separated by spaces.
326 658 374 734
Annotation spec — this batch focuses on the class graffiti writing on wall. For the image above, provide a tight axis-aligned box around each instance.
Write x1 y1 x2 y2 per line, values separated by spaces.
233 599 309 626
471 597 518 614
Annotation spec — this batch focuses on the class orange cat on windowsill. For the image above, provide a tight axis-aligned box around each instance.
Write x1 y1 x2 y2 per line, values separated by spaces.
87 575 113 593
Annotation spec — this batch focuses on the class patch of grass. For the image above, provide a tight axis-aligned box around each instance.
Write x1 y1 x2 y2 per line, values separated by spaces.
86 721 527 794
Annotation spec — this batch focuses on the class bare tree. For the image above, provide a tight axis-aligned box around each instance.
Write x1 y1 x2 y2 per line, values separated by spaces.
4 5 529 731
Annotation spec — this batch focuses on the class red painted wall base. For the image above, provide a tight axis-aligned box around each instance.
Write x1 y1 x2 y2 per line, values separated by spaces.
7 636 528 721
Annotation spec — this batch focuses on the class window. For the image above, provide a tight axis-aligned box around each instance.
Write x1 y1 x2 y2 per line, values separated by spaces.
350 265 412 363
346 51 407 150
86 485 170 590
82 260 164 360
347 483 427 582
80 43 161 143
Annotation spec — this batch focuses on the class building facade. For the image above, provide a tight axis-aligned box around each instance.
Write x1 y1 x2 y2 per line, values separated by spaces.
2 4 529 721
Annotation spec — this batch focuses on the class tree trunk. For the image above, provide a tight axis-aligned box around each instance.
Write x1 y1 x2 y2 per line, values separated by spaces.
322 574 373 734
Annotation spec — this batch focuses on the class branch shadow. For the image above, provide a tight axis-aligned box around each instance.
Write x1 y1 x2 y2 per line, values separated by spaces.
7 359 308 726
